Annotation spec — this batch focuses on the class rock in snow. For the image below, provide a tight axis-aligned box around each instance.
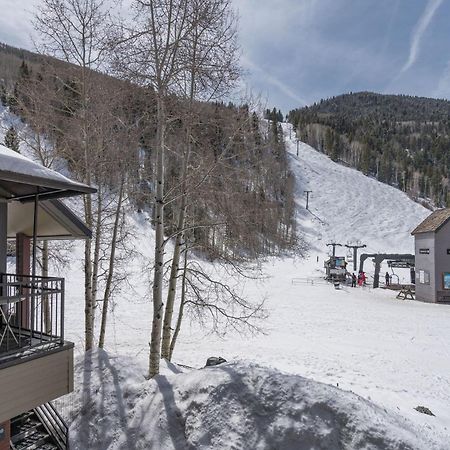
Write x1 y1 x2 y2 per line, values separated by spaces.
68 351 435 449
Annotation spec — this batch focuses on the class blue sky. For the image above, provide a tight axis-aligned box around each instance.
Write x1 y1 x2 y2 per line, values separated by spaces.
1 0 449 112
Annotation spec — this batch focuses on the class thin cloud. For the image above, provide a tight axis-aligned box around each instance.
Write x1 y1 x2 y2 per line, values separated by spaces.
400 0 443 73
242 57 309 107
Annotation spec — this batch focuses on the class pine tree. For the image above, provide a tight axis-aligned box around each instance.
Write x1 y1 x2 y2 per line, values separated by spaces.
0 85 6 106
4 126 20 152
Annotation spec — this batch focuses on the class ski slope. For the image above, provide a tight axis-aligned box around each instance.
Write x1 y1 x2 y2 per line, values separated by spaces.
2 103 449 447
284 122 428 258
62 122 449 448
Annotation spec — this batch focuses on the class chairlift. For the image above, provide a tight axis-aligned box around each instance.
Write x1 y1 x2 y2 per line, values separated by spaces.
346 247 353 262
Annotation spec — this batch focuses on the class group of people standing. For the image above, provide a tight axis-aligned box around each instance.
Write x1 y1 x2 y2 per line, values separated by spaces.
350 271 366 287
350 271 392 287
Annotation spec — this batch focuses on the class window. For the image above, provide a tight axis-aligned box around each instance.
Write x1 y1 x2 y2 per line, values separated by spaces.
443 273 450 290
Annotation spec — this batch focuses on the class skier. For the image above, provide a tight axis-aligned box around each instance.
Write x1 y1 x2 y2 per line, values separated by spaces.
351 273 357 287
361 271 367 285
385 271 390 287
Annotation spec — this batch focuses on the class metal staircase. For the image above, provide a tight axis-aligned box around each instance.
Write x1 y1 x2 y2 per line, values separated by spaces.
10 403 68 450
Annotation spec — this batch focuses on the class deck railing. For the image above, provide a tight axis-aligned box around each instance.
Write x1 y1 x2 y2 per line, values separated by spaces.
0 273 65 359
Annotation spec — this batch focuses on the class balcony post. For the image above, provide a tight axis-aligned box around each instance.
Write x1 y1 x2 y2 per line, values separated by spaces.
0 202 6 326
16 233 31 327
61 278 65 343
30 192 39 336
0 202 6 275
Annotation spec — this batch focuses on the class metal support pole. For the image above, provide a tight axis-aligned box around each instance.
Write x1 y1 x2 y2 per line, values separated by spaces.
373 258 381 288
30 191 39 335
0 202 6 276
296 139 299 157
61 278 65 343
304 190 312 210
345 244 367 272
0 202 7 323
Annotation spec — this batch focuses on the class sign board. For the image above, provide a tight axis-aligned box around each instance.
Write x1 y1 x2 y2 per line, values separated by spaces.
418 270 430 285
419 248 430 255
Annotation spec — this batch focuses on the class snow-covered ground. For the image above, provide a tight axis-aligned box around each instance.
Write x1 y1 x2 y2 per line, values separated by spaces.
2 105 449 448
63 123 450 448
67 351 432 450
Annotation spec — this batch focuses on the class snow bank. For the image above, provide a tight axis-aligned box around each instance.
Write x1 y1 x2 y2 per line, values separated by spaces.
68 351 435 450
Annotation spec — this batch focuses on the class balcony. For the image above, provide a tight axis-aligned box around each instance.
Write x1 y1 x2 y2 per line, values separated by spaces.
0 274 66 361
0 273 73 424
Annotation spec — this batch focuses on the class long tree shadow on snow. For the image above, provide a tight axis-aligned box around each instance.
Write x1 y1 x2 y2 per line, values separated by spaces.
98 350 137 450
153 374 189 450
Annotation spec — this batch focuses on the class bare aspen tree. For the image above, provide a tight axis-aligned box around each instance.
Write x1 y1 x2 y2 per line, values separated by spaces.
34 0 110 351
161 0 240 359
161 0 239 359
111 0 196 377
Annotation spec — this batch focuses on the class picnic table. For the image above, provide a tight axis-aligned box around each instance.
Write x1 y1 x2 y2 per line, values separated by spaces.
396 286 415 300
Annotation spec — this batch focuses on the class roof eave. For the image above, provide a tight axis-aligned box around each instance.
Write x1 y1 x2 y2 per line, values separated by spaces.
0 169 96 201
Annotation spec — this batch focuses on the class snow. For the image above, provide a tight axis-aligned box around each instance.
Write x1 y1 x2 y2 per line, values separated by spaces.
67 351 432 450
0 143 89 190
2 100 448 448
59 122 450 448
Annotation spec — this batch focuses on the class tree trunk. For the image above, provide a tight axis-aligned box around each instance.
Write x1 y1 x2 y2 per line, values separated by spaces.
169 245 188 361
84 193 94 351
91 187 102 305
99 179 124 348
148 95 166 378
161 129 190 359
161 200 186 359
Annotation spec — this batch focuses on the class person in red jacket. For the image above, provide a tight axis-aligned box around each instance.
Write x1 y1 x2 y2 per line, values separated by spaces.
361 271 367 285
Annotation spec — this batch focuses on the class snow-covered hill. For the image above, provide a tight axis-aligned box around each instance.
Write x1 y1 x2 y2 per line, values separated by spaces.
2 103 449 448
283 122 429 256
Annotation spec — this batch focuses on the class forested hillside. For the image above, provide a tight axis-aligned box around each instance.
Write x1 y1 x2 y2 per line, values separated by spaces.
288 92 450 207
0 42 296 259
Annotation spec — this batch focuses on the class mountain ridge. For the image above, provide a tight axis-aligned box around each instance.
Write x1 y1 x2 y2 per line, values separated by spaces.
288 91 450 209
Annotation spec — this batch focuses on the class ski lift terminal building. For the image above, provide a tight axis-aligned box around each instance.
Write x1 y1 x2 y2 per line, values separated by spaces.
412 208 450 303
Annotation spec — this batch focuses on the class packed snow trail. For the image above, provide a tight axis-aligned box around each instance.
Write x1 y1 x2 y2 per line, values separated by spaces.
282 122 428 259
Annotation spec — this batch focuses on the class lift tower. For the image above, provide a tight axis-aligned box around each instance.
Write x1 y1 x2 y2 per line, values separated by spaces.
326 242 343 257
345 244 367 272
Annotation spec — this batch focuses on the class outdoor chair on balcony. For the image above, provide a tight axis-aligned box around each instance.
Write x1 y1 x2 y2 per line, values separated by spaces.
0 295 27 352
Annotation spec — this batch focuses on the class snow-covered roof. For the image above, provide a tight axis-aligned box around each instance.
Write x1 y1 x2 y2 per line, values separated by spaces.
0 144 96 201
411 208 450 235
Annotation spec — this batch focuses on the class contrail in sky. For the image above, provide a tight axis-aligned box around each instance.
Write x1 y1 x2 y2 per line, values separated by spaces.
400 0 443 73
243 56 308 107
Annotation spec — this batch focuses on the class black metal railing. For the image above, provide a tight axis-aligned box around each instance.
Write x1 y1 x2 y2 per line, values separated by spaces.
35 402 69 450
0 273 65 358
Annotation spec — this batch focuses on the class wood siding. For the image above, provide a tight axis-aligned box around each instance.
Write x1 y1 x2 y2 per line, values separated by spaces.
0 346 73 423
